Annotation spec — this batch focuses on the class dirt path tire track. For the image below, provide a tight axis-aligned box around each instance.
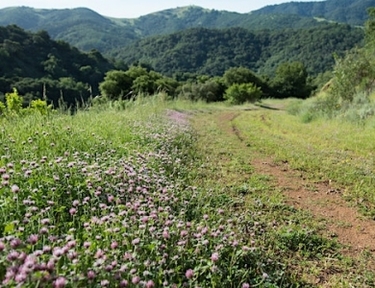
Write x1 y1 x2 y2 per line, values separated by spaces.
217 110 375 257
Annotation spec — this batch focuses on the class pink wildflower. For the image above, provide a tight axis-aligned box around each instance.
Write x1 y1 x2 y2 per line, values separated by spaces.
132 276 140 284
211 252 219 262
146 280 155 288
185 269 194 279
11 184 19 193
54 277 67 288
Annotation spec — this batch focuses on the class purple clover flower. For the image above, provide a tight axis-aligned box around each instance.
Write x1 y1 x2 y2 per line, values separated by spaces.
185 269 194 279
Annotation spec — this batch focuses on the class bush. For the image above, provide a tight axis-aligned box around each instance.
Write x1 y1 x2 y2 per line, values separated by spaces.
179 79 225 102
5 88 23 114
30 99 52 115
331 48 375 103
224 83 262 105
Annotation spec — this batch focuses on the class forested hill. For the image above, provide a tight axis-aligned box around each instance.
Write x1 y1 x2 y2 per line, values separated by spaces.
253 0 375 26
0 0 373 53
0 7 139 52
110 24 363 77
0 25 114 106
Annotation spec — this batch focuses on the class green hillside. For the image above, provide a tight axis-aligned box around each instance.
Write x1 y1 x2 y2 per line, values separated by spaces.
0 6 139 51
0 25 114 106
0 0 373 53
253 0 375 25
111 24 363 77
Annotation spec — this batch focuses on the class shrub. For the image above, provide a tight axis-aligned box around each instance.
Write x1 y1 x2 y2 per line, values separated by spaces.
224 83 262 105
179 80 225 102
0 101 5 115
30 99 52 115
5 88 23 114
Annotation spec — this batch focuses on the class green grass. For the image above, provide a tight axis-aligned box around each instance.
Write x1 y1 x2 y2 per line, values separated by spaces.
0 96 307 288
230 103 375 217
190 104 375 287
1 95 375 287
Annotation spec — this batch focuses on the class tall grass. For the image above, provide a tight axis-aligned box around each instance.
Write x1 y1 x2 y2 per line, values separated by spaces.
0 96 286 287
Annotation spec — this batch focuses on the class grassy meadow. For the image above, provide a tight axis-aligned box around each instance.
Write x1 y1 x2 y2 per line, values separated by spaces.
0 95 375 287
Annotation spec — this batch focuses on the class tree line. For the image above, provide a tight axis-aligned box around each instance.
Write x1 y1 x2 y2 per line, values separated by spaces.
0 21 364 108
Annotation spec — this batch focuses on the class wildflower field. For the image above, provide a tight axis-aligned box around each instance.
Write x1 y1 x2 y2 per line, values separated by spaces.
1 97 375 287
0 99 278 288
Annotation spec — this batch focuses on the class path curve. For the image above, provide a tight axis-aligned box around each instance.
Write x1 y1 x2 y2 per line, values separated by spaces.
219 110 375 257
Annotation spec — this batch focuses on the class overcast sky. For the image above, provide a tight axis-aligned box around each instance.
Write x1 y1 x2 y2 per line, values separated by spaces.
0 0 322 18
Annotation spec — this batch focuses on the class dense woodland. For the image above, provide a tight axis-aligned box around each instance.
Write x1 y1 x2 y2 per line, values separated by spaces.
0 0 371 54
253 0 375 25
0 25 114 106
112 24 363 77
0 0 374 107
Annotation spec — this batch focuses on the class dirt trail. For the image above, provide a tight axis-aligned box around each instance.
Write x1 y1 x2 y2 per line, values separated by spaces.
217 110 375 256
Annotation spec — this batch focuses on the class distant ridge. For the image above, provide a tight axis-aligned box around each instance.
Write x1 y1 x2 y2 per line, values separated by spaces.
252 0 375 25
0 0 373 54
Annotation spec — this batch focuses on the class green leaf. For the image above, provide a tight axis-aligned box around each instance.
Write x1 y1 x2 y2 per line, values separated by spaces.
4 222 14 234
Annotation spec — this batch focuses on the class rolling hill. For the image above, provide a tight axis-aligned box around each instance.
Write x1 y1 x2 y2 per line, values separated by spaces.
110 24 363 77
253 0 375 26
0 0 373 54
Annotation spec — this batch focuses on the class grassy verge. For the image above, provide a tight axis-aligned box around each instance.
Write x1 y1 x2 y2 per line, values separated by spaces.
191 106 375 287
232 99 375 217
0 97 299 287
2 96 375 287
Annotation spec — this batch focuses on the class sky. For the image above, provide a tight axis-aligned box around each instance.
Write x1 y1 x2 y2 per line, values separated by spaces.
0 0 321 18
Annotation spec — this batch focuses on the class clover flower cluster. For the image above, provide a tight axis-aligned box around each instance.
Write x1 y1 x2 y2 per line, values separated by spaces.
0 112 270 287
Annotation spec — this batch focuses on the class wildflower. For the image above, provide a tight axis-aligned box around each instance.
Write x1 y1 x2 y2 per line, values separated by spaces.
0 241 5 251
47 260 55 271
69 208 77 215
10 238 22 249
15 273 27 283
111 241 118 250
11 184 19 193
24 170 32 177
54 276 67 288
53 248 64 257
132 238 140 245
120 280 128 287
185 269 194 279
87 270 95 280
95 249 105 259
146 280 155 288
211 252 219 262
28 234 38 245
242 283 250 288
67 240 76 249
101 280 110 286
132 276 140 284
162 230 170 239
7 250 19 261
40 227 49 234
42 246 51 253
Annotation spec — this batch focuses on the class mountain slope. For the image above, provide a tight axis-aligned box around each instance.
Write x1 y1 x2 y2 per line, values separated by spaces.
111 24 363 77
0 25 114 105
127 6 322 36
253 0 375 25
0 0 373 53
0 6 139 51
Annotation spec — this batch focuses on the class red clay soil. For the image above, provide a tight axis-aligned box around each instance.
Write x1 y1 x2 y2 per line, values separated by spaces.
218 111 375 256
